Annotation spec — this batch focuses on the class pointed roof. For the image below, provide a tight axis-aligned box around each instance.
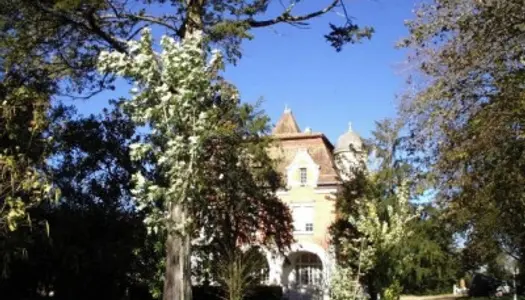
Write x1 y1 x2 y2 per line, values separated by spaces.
269 132 339 186
269 107 338 185
272 107 301 135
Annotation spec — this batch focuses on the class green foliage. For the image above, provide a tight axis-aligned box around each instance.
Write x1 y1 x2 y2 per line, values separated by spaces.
1 0 372 98
99 30 293 298
99 30 223 236
98 28 292 244
212 246 268 300
0 0 373 297
0 103 158 299
0 80 56 233
1 0 373 246
330 267 367 300
325 23 374 52
400 0 525 266
383 280 401 300
331 119 461 298
331 120 420 300
399 206 460 295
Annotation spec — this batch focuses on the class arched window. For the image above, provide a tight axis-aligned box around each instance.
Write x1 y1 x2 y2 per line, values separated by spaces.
295 252 323 286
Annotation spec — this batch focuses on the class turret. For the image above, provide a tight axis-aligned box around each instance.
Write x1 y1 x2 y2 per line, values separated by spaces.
334 122 366 181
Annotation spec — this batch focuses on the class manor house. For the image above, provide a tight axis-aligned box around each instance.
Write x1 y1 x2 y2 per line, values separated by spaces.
262 107 365 300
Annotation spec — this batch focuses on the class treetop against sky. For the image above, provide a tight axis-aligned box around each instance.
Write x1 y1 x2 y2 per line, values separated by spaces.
69 0 418 142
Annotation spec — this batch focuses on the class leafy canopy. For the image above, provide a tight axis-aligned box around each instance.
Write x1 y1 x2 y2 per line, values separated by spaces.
400 0 525 263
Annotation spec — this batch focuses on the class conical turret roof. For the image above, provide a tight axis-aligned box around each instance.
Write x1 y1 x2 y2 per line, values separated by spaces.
272 107 301 135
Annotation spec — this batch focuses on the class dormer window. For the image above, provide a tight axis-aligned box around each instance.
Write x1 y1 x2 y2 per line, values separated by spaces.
300 168 307 185
285 149 320 188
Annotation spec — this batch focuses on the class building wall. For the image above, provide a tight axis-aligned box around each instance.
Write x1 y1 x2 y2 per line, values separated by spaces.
277 186 336 250
268 111 355 300
270 140 339 300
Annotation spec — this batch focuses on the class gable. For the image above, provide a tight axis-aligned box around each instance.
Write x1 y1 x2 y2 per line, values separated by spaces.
269 135 339 186
285 149 320 188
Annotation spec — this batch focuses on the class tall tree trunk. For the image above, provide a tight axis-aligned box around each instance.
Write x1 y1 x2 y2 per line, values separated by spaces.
163 204 192 300
163 1 204 299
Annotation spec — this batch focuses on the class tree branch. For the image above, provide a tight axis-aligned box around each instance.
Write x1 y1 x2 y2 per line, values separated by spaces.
127 24 150 41
247 0 339 28
101 14 181 33
34 1 128 53
85 11 128 53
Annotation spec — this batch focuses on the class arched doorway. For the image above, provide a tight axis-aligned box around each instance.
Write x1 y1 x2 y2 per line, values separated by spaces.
282 251 324 300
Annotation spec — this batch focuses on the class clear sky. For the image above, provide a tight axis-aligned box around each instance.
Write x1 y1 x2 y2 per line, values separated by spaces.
72 0 419 143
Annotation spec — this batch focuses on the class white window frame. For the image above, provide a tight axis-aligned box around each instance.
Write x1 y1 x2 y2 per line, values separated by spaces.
295 252 323 286
299 167 308 186
305 223 313 232
290 203 314 234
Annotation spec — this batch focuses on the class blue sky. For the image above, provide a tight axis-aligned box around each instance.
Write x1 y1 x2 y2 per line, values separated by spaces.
71 0 419 143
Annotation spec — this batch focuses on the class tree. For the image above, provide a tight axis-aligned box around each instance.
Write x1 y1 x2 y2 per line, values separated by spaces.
2 0 373 298
98 30 293 300
330 267 367 300
145 100 295 297
330 120 419 300
195 99 293 250
98 31 221 300
0 103 160 300
1 0 374 187
400 0 525 266
0 76 57 233
399 206 460 295
213 246 268 300
330 173 417 300
1 0 374 222
191 99 294 287
1 0 374 102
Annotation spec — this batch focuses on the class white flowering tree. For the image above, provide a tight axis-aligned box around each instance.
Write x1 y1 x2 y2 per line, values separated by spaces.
347 181 416 272
98 29 226 300
98 26 295 300
331 181 417 300
330 267 367 300
330 120 420 300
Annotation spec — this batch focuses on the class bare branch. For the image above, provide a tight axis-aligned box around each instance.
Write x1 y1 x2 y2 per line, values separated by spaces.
247 0 339 28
